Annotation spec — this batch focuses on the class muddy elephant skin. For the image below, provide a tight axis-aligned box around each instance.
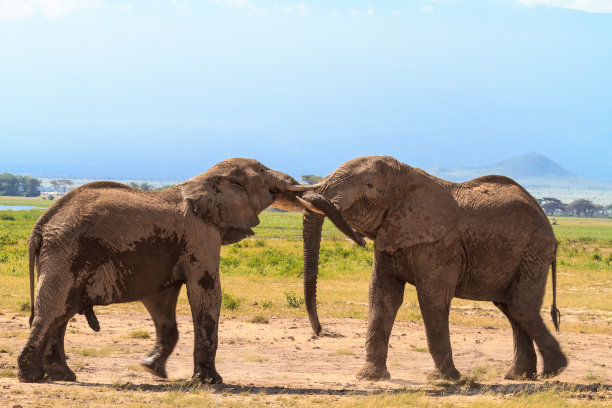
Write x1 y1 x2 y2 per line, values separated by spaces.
18 158 360 384
301 156 567 382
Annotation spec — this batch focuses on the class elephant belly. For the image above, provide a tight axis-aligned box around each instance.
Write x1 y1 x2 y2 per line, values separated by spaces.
72 233 187 305
83 263 180 305
454 261 519 302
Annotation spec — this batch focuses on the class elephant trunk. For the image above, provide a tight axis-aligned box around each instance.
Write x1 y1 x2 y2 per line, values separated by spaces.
300 192 365 336
303 210 325 336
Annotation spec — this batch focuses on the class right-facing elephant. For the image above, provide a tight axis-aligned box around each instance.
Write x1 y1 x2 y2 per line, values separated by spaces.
300 156 567 381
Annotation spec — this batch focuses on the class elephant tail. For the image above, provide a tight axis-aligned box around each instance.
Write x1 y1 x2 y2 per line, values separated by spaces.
27 232 42 328
550 249 561 332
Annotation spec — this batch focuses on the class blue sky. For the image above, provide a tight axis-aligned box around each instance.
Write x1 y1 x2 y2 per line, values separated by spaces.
1 0 611 181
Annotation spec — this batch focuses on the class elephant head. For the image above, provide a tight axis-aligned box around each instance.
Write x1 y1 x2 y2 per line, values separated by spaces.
180 158 364 245
300 156 460 335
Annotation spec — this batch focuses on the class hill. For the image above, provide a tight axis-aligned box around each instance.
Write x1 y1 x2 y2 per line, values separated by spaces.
429 153 612 205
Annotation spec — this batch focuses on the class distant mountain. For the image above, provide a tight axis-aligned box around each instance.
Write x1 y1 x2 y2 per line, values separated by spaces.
429 153 612 206
429 153 573 181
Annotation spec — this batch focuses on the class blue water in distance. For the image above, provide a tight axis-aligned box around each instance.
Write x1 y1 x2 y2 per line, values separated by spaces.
0 205 42 210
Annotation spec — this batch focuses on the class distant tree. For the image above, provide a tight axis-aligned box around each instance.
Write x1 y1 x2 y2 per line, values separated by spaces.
0 173 42 197
537 197 566 216
50 179 73 194
566 199 603 217
129 182 153 191
301 175 323 185
0 173 20 196
23 176 41 197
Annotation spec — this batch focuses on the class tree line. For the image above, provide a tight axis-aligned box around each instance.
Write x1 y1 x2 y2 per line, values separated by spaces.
537 197 611 217
0 173 41 197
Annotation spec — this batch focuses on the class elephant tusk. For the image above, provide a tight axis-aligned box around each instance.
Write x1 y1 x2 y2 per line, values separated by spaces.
296 196 325 215
286 184 319 192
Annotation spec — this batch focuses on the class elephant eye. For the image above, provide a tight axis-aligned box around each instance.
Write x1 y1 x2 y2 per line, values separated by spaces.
367 183 373 188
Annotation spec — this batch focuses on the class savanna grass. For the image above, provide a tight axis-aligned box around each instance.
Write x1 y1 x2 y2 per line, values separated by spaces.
0 211 610 335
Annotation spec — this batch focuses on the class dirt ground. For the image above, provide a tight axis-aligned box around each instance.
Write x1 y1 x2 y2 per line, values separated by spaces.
1 311 611 406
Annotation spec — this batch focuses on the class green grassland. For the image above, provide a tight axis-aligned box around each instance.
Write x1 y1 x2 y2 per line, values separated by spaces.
1 211 610 332
0 196 53 208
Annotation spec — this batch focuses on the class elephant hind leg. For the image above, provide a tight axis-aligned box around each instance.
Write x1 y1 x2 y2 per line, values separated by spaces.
493 301 537 380
43 320 76 381
140 284 181 379
505 263 568 378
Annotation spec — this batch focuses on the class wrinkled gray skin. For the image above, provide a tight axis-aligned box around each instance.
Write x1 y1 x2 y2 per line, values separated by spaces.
18 158 361 384
301 156 568 381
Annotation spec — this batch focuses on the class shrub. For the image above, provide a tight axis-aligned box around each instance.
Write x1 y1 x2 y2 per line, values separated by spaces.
249 315 269 324
260 299 273 309
222 291 241 310
285 291 304 308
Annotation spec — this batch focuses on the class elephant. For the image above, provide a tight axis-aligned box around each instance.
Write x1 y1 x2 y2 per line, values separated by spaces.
18 158 364 383
300 156 567 381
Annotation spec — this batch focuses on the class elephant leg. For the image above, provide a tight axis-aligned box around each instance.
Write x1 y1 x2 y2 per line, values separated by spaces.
418 294 459 380
506 263 567 378
493 301 537 380
18 271 75 382
185 267 222 384
140 284 182 378
357 251 405 381
43 320 76 381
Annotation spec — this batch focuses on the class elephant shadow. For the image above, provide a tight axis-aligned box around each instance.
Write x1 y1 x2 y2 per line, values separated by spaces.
69 379 610 397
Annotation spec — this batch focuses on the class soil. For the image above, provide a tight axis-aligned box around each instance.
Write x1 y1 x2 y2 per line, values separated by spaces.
1 311 610 405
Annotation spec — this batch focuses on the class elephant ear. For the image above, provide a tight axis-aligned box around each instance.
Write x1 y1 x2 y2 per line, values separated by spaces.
181 174 260 230
375 179 459 253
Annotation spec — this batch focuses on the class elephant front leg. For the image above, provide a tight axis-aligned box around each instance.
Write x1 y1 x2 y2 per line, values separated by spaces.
357 254 405 381
186 268 223 384
417 287 460 381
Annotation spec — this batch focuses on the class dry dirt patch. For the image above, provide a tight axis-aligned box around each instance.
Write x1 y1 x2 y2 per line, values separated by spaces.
1 311 610 406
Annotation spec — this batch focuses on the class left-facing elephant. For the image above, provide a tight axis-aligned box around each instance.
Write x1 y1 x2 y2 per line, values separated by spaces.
18 158 363 383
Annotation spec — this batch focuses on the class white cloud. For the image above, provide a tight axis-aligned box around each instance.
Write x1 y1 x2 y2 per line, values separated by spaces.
420 5 434 12
392 10 401 15
0 0 107 20
349 6 374 16
283 2 310 16
515 0 612 14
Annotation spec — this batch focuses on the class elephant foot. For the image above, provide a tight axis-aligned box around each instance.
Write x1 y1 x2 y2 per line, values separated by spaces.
44 364 77 382
141 355 168 379
194 366 223 384
17 347 45 383
504 366 537 381
356 362 391 381
541 354 568 379
427 367 461 381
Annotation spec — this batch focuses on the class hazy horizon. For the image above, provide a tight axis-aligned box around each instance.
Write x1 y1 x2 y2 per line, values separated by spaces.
1 1 611 181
